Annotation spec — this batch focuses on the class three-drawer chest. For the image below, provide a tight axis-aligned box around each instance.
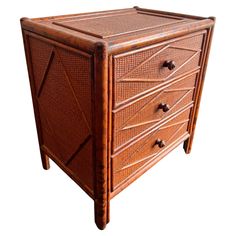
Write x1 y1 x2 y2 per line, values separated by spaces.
21 7 215 229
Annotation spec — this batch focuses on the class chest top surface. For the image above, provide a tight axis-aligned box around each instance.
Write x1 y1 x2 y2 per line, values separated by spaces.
22 7 214 53
39 8 191 39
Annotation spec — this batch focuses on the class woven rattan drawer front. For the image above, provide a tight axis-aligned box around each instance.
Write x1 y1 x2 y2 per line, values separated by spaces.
112 72 198 153
111 107 191 190
113 31 205 107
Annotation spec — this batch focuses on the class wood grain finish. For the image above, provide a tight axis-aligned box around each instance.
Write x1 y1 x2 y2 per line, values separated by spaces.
21 7 215 230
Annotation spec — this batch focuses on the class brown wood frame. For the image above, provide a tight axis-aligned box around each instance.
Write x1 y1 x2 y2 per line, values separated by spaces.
184 18 215 153
21 7 215 230
93 42 109 229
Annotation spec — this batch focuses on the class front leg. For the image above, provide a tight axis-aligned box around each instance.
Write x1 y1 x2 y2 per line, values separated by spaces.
94 198 109 230
41 152 50 170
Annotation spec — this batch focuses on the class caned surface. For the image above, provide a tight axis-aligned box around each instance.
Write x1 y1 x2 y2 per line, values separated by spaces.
112 72 198 152
21 7 215 230
27 35 94 194
111 32 205 154
110 31 206 192
33 8 201 42
52 11 180 39
111 107 191 190
23 28 208 197
113 32 204 107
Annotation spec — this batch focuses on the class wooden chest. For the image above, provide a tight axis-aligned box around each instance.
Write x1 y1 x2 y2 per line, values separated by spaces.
21 7 215 230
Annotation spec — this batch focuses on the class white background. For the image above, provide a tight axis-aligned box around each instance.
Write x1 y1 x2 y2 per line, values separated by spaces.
1 1 235 235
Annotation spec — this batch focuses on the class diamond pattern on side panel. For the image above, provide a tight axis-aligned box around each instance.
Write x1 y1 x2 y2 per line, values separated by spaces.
38 52 90 162
57 48 92 126
29 35 93 192
29 37 53 93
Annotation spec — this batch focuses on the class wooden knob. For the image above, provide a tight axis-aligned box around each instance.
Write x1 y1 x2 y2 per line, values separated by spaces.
155 139 166 148
163 60 176 70
158 103 170 112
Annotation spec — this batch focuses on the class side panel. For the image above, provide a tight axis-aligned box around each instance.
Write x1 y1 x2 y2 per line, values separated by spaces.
22 30 94 197
184 20 215 153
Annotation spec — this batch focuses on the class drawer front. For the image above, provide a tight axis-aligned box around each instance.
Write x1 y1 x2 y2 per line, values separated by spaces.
112 72 197 152
111 107 191 190
113 32 204 107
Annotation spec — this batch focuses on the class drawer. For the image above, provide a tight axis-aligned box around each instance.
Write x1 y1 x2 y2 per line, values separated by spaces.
112 72 197 152
113 32 204 107
111 107 191 190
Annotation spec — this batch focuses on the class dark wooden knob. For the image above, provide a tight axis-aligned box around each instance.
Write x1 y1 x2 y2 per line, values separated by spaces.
155 139 166 148
158 103 170 112
163 60 176 70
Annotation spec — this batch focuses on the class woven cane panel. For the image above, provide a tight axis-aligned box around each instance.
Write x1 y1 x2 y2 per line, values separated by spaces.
39 106 64 160
57 47 92 126
112 108 191 190
172 33 204 50
114 46 165 80
53 12 179 39
29 37 53 93
38 53 90 160
114 33 203 106
67 138 93 192
114 93 158 129
112 73 197 152
28 36 93 191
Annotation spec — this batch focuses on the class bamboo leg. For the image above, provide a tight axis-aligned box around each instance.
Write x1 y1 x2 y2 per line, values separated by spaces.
41 152 50 170
183 138 192 154
94 199 108 230
184 24 215 155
